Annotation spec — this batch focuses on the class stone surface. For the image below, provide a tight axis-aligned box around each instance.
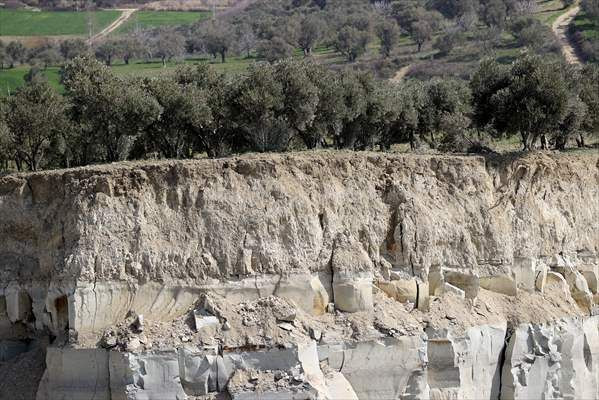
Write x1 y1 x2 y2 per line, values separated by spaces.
319 337 427 399
480 275 517 296
37 347 111 400
501 317 599 400
1 152 598 399
427 323 507 400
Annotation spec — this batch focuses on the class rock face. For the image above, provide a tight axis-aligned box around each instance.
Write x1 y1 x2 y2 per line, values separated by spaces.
0 151 598 399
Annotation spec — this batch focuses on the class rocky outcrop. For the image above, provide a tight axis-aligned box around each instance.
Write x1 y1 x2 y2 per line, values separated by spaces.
0 151 598 399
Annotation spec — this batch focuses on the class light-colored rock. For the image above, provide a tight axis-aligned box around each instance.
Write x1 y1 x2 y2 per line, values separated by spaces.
377 278 418 303
434 282 466 299
122 351 187 400
0 153 598 335
332 271 373 313
193 313 219 333
545 271 570 296
501 317 599 400
535 268 548 292
513 257 537 292
324 371 358 400
427 323 507 400
582 271 598 294
443 271 480 299
480 275 517 296
319 337 427 399
1 153 599 399
417 282 430 311
178 347 219 395
37 347 111 400
553 261 594 309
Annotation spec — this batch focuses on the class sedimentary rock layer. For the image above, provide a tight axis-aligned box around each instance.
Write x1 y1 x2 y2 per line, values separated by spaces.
0 151 597 399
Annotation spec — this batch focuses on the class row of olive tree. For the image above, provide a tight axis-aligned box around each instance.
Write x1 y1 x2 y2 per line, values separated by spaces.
0 54 597 172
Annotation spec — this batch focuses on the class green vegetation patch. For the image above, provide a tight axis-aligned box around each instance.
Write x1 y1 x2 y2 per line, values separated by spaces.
0 67 62 94
572 12 599 40
536 0 569 24
0 9 121 36
113 11 211 34
0 55 254 95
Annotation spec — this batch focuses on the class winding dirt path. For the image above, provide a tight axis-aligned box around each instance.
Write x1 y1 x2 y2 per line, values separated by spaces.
390 64 412 83
89 8 137 43
552 2 582 65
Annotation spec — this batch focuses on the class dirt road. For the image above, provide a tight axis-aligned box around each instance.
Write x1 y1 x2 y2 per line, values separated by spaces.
390 64 412 83
89 8 137 43
552 3 582 65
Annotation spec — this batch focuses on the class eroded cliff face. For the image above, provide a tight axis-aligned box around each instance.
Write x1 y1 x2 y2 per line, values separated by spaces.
0 151 598 399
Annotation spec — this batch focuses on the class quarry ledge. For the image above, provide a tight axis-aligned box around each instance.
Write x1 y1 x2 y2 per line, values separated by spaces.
1 150 598 399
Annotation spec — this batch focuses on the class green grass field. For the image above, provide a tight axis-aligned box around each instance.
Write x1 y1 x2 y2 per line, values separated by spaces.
572 10 599 41
0 9 121 36
113 11 211 34
536 0 569 23
0 55 255 95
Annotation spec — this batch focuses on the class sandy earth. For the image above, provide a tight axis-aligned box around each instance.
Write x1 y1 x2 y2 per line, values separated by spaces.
552 2 582 65
390 64 412 83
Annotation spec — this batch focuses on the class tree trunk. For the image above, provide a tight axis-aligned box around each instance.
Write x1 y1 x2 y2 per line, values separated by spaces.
576 133 585 148
417 43 423 52
220 51 226 63
540 134 547 150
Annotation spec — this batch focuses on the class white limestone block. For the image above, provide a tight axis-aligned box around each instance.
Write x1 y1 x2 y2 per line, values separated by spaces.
480 275 518 296
332 271 373 313
377 278 418 303
434 282 465 299
325 371 358 400
513 257 536 292
501 318 599 400
318 336 426 399
38 347 111 400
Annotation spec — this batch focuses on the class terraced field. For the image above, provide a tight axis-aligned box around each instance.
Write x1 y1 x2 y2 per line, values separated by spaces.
0 9 121 36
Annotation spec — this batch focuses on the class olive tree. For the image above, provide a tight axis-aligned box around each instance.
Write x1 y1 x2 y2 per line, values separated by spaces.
3 80 69 171
471 55 570 149
230 63 289 152
173 64 236 158
62 57 161 163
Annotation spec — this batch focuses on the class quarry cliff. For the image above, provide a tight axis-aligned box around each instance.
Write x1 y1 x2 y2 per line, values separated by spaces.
0 151 598 399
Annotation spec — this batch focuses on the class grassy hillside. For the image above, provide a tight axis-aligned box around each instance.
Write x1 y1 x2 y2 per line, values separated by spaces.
0 9 121 36
113 10 211 34
537 0 572 23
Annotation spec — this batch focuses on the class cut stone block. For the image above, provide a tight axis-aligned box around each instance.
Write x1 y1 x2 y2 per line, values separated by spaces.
434 282 465 299
480 275 518 296
37 347 110 400
582 271 598 294
443 271 480 299
333 272 373 313
376 279 417 303
513 257 536 292
545 271 570 296
193 313 219 333
5 289 32 324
